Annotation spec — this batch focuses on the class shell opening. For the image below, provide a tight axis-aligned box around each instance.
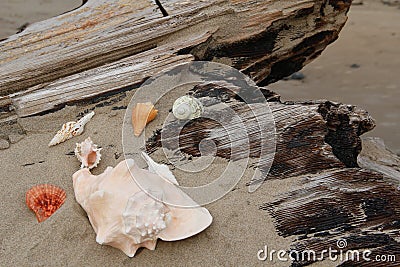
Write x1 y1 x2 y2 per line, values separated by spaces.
74 137 101 169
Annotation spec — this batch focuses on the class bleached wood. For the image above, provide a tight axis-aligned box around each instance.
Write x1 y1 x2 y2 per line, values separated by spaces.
0 0 352 119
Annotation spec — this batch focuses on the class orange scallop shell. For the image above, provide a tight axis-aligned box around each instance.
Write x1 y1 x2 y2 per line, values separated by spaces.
26 184 66 223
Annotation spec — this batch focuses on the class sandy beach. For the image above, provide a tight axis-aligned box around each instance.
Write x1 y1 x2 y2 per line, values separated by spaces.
269 1 400 154
0 91 295 266
0 0 399 266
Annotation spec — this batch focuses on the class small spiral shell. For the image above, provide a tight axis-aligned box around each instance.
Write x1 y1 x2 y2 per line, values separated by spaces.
172 96 203 120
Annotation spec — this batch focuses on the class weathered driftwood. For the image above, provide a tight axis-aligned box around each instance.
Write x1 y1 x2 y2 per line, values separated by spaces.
263 169 400 266
0 0 352 121
144 79 399 266
358 137 400 184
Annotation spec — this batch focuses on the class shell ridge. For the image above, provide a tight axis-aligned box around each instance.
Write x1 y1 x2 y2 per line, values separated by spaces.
26 184 66 222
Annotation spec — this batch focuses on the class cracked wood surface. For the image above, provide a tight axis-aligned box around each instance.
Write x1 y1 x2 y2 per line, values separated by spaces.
0 0 352 120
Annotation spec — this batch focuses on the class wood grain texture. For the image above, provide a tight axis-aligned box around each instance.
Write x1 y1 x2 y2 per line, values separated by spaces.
10 38 202 118
143 80 399 266
146 81 375 182
261 168 400 266
0 0 352 120
358 137 400 184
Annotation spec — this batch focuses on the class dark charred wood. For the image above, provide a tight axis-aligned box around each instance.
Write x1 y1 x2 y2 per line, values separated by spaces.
262 169 400 266
318 101 376 168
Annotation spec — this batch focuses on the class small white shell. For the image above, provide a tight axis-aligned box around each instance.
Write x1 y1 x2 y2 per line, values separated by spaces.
75 137 102 169
172 96 203 120
72 111 95 136
48 121 76 147
49 111 95 146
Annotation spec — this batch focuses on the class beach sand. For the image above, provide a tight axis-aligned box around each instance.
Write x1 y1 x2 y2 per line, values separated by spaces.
0 0 399 266
0 0 81 40
269 0 400 154
0 91 296 266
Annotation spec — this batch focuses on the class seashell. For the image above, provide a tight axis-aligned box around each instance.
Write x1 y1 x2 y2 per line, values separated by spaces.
131 102 158 137
123 190 170 244
26 184 66 223
72 159 212 257
49 111 95 146
172 95 203 120
75 137 102 169
48 121 76 146
141 152 178 185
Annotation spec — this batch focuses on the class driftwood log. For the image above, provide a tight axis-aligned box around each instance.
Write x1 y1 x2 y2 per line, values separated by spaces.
0 0 352 121
2 0 399 266
141 71 399 266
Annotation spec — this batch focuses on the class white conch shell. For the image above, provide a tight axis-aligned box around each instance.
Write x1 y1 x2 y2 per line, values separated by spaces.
123 190 171 243
141 152 178 185
49 111 95 146
75 137 102 169
172 95 203 120
72 159 212 257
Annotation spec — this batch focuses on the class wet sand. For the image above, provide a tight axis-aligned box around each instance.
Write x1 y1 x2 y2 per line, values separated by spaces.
0 0 81 40
269 1 400 154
